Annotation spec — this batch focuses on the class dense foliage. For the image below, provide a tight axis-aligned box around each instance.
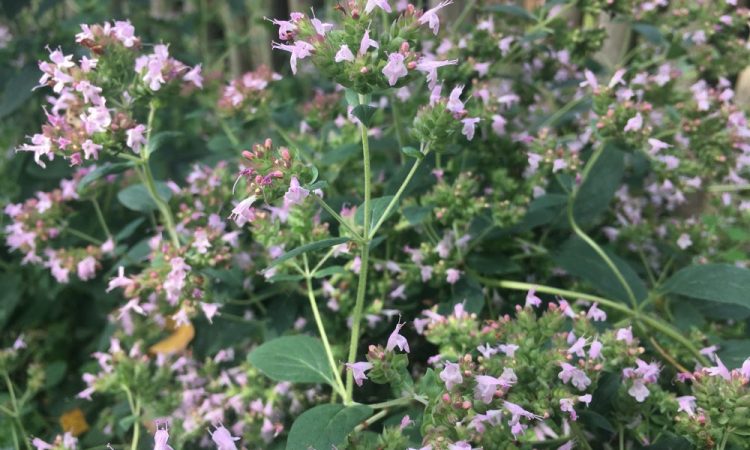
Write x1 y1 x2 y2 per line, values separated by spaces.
2 0 750 449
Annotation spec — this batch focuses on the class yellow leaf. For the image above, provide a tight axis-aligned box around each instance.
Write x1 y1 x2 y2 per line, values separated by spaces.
149 322 195 355
59 408 89 436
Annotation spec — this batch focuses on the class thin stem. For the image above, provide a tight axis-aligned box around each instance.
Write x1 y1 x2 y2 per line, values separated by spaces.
91 198 112 239
567 147 639 308
707 184 750 193
4 373 31 450
345 94 373 399
65 227 103 245
618 425 625 450
354 409 389 432
311 247 338 274
220 118 240 147
140 102 180 248
476 278 709 366
312 195 363 241
450 0 477 35
368 396 414 410
303 255 347 399
369 150 426 239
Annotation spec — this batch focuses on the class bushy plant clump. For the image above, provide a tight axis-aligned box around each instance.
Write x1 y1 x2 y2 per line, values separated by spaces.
1 1 750 449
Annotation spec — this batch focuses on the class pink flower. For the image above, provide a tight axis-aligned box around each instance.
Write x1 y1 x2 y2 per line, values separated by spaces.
589 340 603 359
113 20 137 47
419 1 453 35
359 29 379 55
461 117 480 141
345 361 373 386
624 113 643 132
107 266 134 292
615 326 633 344
386 321 410 353
334 45 355 63
31 438 53 450
707 357 731 381
474 375 508 403
209 425 240 450
445 268 461 284
647 138 671 154
559 397 577 420
17 133 54 168
415 58 457 89
229 195 258 226
272 40 314 74
558 362 591 390
440 361 463 390
498 343 519 357
628 378 649 402
446 85 465 114
154 421 172 450
365 0 392 14
567 337 587 357
676 233 692 249
676 395 697 416
77 256 97 281
491 114 507 136
525 289 542 308
283 177 309 207
383 53 408 86
82 139 102 160
183 64 203 88
586 303 606 321
126 124 147 153
201 302 221 324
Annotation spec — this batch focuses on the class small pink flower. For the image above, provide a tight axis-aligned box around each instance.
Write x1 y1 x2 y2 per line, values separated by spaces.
382 53 408 86
77 256 97 281
126 124 147 153
676 395 697 416
183 64 203 88
461 117 480 141
386 321 410 353
209 424 240 450
334 44 355 63
445 268 461 284
525 289 542 308
107 266 134 292
345 361 373 386
440 361 463 390
201 302 221 324
365 0 392 14
419 1 453 35
623 113 643 132
359 29 379 55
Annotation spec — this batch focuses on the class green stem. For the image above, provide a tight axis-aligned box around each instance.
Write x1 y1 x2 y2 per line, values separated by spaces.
368 396 414 409
4 374 31 450
91 198 112 239
140 102 180 248
354 409 390 432
345 94 373 400
450 0 477 35
476 278 709 366
369 149 427 239
303 255 347 399
65 227 103 245
567 147 638 308
312 195 363 241
708 184 750 193
220 118 240 147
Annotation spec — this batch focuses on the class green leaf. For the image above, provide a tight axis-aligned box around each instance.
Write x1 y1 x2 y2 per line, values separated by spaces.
0 66 38 119
632 23 664 45
344 89 360 107
484 4 535 21
44 361 67 388
355 196 396 230
401 146 423 160
352 105 376 127
517 194 567 229
115 218 146 241
717 340 750 369
553 237 647 303
77 162 132 194
573 147 625 226
661 264 750 310
146 131 181 157
313 266 347 278
0 273 22 330
248 335 336 386
270 237 350 267
117 182 173 212
286 404 373 450
402 206 432 226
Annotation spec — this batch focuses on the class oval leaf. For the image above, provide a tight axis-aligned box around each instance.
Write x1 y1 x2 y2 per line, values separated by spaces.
286 404 373 450
117 182 173 212
661 264 750 309
248 335 336 386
